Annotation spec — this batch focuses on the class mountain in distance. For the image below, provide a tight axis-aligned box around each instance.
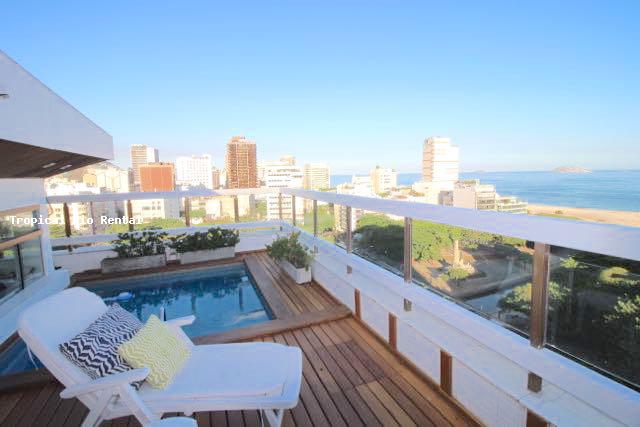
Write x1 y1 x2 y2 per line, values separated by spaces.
552 166 592 174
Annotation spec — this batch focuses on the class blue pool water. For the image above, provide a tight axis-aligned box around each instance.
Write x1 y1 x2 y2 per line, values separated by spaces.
0 263 273 376
92 264 273 338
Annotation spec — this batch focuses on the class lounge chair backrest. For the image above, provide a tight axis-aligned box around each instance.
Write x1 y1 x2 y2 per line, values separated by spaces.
18 287 108 390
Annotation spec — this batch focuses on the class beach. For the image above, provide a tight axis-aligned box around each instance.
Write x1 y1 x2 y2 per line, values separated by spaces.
527 204 640 228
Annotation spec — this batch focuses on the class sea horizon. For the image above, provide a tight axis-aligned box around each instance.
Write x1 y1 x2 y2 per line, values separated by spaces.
330 169 640 212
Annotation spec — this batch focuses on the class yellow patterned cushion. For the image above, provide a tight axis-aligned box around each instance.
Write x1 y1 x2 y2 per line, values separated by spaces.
118 315 191 389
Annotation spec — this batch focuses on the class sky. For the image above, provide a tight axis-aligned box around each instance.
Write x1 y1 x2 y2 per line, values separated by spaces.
1 1 639 174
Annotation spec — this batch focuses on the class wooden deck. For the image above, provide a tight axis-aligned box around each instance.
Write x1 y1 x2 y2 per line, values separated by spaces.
0 252 478 427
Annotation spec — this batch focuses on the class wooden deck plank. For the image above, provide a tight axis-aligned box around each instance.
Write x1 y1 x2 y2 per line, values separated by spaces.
15 383 58 427
281 331 347 427
245 255 293 319
0 392 23 425
339 318 477 427
291 328 363 426
254 253 310 314
2 388 40 427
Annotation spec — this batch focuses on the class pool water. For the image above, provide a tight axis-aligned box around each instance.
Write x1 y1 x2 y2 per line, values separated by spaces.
0 263 273 376
93 264 273 337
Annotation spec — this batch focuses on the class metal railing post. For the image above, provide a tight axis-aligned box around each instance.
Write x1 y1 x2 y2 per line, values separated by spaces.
530 242 551 348
184 197 191 227
126 200 134 232
62 203 72 238
88 202 96 235
233 196 239 223
313 199 318 237
291 195 296 226
345 206 353 253
404 217 412 283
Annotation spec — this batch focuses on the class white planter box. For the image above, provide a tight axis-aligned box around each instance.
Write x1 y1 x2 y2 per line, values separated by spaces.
278 259 312 284
178 246 235 265
101 254 167 273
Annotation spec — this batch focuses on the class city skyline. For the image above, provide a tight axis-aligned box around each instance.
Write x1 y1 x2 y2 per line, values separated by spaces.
2 2 638 173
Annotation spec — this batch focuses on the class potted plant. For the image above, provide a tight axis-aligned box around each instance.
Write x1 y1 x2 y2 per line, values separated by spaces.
101 229 168 273
169 227 240 264
266 232 313 284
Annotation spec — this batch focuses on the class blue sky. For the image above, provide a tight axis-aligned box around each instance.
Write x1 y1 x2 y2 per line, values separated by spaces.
2 1 638 173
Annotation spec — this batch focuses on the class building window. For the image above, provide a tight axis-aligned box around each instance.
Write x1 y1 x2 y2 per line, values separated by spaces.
0 206 44 305
0 247 21 303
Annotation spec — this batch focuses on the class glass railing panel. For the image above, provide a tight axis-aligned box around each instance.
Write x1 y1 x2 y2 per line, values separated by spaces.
333 204 349 247
190 196 235 226
129 198 184 231
352 212 404 276
546 247 640 388
411 220 533 335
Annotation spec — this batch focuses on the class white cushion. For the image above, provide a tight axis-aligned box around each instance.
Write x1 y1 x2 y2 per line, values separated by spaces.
139 342 298 401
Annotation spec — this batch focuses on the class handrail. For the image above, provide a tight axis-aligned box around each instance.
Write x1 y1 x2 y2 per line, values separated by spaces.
44 187 640 261
282 188 640 261
46 187 277 204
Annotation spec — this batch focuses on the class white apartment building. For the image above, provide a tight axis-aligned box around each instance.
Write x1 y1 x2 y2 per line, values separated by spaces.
370 166 397 195
334 177 377 233
130 144 159 189
303 163 331 190
262 163 304 223
453 179 527 214
417 136 461 205
82 162 129 193
175 155 213 189
130 198 181 223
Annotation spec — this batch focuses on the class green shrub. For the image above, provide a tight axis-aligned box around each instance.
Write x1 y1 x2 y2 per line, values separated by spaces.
169 227 239 253
112 228 168 258
266 232 313 270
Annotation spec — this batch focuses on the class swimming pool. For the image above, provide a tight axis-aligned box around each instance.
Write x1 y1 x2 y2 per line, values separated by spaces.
0 263 273 376
92 263 273 337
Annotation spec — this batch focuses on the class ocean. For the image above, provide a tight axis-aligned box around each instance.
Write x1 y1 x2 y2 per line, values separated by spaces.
330 170 640 212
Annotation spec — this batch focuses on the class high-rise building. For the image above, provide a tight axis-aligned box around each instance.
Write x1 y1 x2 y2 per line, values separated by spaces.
303 163 331 190
262 163 304 223
139 162 175 192
370 166 397 195
211 167 221 189
422 137 459 188
130 144 159 190
225 136 257 188
175 155 213 189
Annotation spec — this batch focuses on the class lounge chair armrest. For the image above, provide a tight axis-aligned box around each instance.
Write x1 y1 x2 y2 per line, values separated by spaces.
60 367 150 399
166 315 196 327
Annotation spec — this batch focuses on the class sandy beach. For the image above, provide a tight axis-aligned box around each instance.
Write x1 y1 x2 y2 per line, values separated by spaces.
527 204 640 228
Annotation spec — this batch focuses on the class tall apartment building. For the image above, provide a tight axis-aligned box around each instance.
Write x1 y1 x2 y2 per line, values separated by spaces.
175 155 213 189
130 144 159 190
418 137 460 205
280 155 295 166
139 162 175 192
262 163 304 223
370 166 397 195
225 136 257 188
303 163 331 190
211 167 221 189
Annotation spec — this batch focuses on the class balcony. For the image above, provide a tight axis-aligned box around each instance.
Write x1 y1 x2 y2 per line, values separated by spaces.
1 187 639 426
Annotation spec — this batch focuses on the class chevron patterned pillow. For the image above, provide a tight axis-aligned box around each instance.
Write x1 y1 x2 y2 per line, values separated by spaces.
118 315 191 389
59 303 143 388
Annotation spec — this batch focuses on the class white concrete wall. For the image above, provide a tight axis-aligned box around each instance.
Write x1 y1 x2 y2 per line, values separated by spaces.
0 50 112 158
292 226 637 427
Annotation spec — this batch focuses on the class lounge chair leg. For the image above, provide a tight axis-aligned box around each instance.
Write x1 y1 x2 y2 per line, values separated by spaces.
80 391 113 427
262 409 284 427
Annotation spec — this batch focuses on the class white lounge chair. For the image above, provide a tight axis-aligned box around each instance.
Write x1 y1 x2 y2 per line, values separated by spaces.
18 287 302 427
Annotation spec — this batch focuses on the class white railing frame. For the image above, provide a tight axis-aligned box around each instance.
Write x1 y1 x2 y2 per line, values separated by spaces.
282 188 640 262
